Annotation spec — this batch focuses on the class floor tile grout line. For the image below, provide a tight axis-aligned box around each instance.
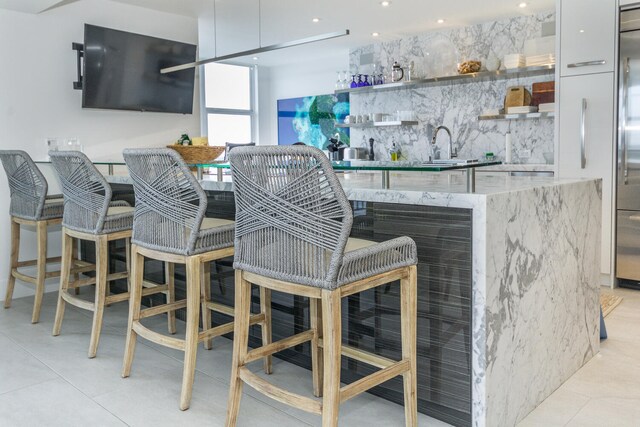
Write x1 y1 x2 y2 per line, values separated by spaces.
0 377 63 398
2 326 133 426
562 396 592 426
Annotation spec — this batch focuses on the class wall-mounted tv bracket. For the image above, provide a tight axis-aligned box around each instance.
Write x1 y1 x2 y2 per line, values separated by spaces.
72 42 84 90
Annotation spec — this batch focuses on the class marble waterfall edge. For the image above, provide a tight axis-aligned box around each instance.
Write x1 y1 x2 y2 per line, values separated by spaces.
480 179 601 426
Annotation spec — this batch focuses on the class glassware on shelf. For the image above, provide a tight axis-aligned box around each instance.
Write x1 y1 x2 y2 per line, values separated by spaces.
64 137 83 152
391 61 404 82
335 71 343 90
356 74 364 87
350 74 358 88
407 61 415 81
363 75 371 86
46 137 59 160
341 71 349 89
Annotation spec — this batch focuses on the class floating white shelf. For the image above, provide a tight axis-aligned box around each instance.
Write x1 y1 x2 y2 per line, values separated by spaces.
335 65 555 94
477 111 555 121
335 120 419 128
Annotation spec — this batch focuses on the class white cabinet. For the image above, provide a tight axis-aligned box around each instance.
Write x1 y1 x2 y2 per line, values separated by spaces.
559 0 616 76
558 73 616 275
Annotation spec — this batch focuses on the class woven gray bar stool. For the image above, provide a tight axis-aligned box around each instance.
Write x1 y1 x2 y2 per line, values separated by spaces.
121 148 271 411
226 146 418 427
0 150 88 323
49 151 174 358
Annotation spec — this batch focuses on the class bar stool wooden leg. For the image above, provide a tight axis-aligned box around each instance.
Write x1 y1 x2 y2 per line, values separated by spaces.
321 289 342 427
124 237 131 293
180 256 202 411
52 230 73 336
4 219 20 309
122 245 144 378
225 270 251 427
400 265 418 427
88 235 108 358
72 238 80 295
201 261 212 350
310 297 324 398
166 262 176 335
260 287 273 374
31 220 47 324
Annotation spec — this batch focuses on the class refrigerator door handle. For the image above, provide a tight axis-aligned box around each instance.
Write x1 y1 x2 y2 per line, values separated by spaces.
622 57 630 185
568 60 607 68
581 98 587 169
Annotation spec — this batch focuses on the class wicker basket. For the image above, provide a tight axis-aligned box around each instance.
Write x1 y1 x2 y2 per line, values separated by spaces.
166 145 225 164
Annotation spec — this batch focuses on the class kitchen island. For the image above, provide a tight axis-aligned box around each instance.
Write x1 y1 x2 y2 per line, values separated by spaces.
40 160 601 427
192 170 601 427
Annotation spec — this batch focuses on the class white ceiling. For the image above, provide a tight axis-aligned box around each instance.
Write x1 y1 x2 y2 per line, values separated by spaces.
0 0 78 14
1 0 556 65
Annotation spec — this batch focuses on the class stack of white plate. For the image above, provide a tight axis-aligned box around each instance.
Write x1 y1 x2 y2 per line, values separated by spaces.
503 54 525 69
507 106 538 114
526 54 556 67
538 102 555 113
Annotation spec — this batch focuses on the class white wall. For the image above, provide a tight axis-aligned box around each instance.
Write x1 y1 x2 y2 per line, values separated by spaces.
0 0 199 302
258 54 348 145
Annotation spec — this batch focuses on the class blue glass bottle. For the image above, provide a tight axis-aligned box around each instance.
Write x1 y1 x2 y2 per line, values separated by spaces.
350 75 357 88
363 75 371 86
356 74 364 87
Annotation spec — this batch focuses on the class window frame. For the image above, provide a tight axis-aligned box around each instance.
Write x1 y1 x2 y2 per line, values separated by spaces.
200 62 258 146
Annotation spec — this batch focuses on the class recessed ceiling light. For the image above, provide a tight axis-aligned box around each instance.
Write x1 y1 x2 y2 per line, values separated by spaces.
312 17 320 23
380 1 391 6
518 2 527 7
372 32 380 37
252 56 259 61
579 29 585 33
437 19 445 24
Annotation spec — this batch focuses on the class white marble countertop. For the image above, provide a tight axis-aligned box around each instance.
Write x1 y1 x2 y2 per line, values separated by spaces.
104 169 592 211
107 170 589 203
475 163 554 172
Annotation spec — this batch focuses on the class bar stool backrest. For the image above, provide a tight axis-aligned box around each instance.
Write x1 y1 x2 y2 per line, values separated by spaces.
0 150 49 220
123 148 208 255
229 145 353 289
49 151 113 234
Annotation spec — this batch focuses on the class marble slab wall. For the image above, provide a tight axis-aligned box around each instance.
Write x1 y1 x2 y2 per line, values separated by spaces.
348 12 555 164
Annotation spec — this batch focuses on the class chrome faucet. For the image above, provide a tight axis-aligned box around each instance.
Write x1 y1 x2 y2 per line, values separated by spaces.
431 125 457 159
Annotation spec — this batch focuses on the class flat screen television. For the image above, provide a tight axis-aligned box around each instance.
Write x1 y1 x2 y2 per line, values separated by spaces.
82 24 197 114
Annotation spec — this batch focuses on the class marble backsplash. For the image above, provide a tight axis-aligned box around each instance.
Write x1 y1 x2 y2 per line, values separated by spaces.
347 12 556 165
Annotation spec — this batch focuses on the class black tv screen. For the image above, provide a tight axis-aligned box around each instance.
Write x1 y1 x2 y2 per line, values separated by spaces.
82 24 197 114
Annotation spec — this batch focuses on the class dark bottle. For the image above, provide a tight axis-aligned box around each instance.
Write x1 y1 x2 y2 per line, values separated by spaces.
369 138 375 160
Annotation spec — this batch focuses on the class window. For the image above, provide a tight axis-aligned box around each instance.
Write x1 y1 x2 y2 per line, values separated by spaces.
202 63 255 147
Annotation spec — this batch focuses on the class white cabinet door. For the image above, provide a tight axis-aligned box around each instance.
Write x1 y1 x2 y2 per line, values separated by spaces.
558 73 615 275
559 0 616 76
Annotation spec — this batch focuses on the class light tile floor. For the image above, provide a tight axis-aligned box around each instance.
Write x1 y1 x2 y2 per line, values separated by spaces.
0 291 444 427
3 287 637 427
518 287 640 427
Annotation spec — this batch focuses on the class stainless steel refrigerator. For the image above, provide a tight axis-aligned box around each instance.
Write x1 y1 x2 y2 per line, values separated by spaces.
617 9 640 282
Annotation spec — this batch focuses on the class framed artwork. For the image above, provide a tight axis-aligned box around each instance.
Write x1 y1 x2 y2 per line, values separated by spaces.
277 93 350 149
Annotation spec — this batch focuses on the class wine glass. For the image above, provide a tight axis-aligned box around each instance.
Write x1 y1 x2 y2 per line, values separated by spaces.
335 71 343 90
341 71 349 89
